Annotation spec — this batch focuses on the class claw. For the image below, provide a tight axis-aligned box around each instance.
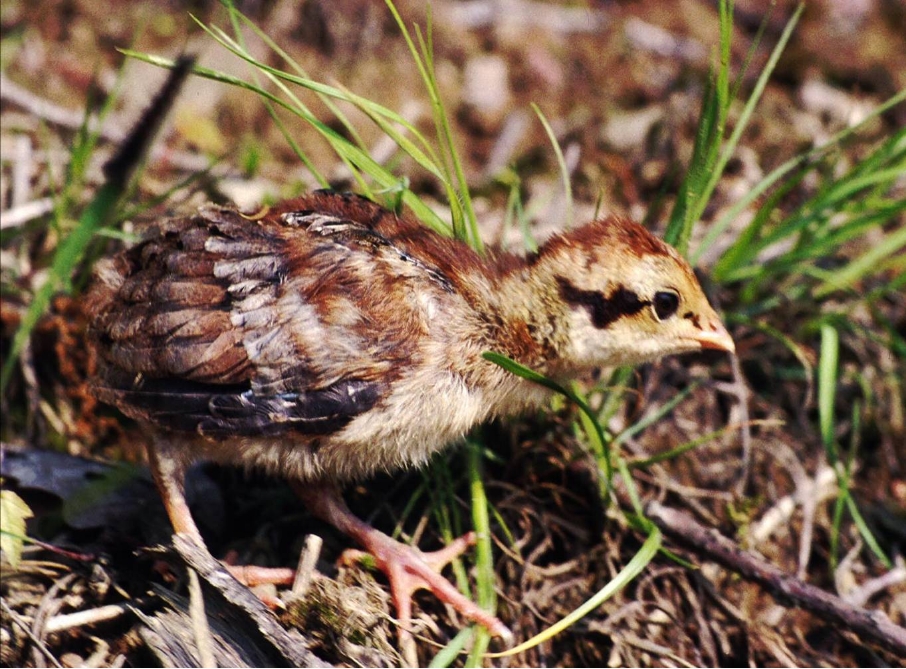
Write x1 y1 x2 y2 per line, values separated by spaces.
295 483 512 660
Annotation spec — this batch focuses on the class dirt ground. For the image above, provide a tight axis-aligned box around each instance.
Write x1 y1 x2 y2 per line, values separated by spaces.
1 0 904 667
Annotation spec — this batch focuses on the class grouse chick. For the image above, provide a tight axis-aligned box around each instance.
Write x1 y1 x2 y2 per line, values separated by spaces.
87 190 734 647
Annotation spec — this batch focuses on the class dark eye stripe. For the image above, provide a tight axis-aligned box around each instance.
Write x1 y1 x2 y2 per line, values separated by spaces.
683 311 702 329
557 278 649 329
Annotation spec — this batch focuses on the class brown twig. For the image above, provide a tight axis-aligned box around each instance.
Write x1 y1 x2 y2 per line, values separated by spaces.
186 569 216 668
646 501 906 658
290 534 323 601
171 534 332 668
845 563 906 608
0 598 64 669
725 352 753 495
44 599 149 634
0 198 55 230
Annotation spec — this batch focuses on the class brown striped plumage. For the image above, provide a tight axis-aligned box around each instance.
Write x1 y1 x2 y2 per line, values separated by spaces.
87 190 734 650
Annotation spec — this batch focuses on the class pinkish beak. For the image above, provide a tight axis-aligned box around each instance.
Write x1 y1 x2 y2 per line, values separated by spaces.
696 323 736 353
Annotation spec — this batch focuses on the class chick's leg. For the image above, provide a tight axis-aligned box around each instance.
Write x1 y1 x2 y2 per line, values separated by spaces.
146 440 204 545
294 482 513 646
146 441 294 588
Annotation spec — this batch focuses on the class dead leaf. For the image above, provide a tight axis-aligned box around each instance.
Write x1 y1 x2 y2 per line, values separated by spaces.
0 489 34 569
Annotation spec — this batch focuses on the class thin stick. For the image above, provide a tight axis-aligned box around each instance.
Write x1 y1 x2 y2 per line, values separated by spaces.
187 569 217 668
44 600 148 634
290 534 323 600
171 533 331 668
0 599 64 669
647 501 906 658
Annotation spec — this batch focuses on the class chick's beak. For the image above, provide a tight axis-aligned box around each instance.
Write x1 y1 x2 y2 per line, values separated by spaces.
695 321 736 354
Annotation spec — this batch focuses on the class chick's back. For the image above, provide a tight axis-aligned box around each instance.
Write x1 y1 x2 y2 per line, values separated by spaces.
87 191 479 442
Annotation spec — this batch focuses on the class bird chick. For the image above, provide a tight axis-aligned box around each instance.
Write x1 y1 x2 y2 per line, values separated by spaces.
87 190 734 648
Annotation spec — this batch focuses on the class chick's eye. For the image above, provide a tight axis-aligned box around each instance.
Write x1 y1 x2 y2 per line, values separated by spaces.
653 291 680 321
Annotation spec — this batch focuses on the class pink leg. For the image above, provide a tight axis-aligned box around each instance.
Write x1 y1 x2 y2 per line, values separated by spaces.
294 482 513 647
222 562 295 588
147 440 294 588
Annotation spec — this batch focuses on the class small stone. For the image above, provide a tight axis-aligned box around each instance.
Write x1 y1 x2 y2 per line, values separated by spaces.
462 54 513 131
602 106 664 152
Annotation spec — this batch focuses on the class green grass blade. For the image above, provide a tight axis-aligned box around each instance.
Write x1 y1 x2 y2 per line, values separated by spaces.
614 384 698 445
665 0 736 254
532 103 574 228
688 3 804 261
430 629 472 668
1 56 193 391
482 352 611 465
627 423 771 469
1 182 121 391
813 222 906 298
121 50 452 234
844 493 892 568
413 19 482 250
665 73 720 252
485 528 661 659
219 6 329 188
701 88 906 269
464 439 495 666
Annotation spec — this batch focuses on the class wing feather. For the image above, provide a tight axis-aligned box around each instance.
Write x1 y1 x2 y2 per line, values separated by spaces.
88 193 459 438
